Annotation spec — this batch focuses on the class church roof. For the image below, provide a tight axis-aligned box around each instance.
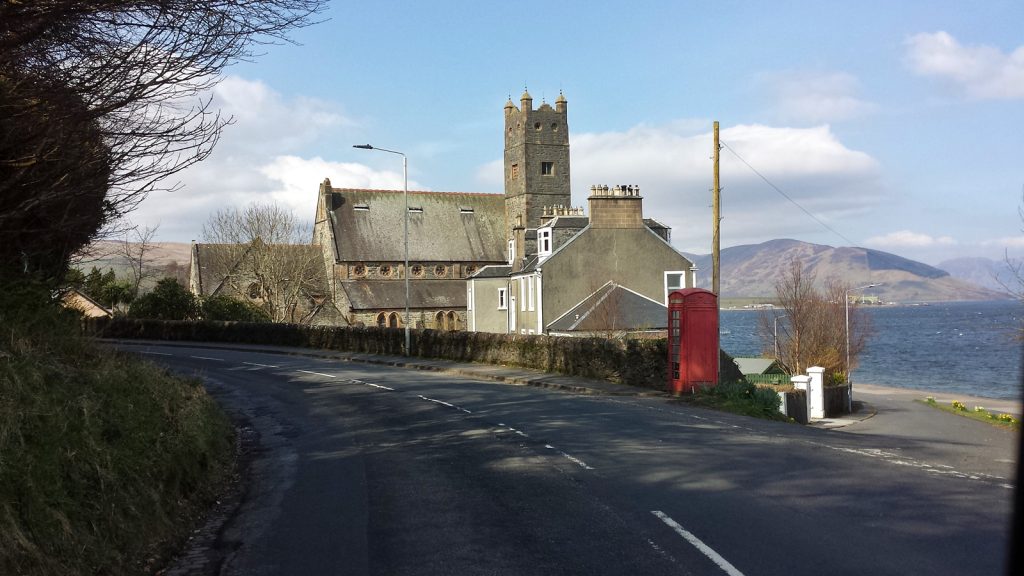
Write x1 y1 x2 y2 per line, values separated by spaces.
192 242 327 297
341 279 467 311
547 282 667 332
326 188 506 262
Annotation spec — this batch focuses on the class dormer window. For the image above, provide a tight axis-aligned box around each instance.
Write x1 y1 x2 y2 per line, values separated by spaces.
538 228 552 257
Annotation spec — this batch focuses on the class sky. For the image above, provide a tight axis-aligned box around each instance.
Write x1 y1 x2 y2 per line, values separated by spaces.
130 0 1024 266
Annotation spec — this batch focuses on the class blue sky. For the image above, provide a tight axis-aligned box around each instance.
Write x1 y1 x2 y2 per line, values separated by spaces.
134 0 1024 266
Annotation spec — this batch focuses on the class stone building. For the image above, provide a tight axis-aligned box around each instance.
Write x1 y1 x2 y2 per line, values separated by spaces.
467 185 696 336
191 89 696 330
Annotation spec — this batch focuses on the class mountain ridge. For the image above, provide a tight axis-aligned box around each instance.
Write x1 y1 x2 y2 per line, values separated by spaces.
684 239 1011 302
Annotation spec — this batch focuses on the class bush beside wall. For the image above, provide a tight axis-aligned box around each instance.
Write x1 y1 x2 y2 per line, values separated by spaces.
85 318 742 391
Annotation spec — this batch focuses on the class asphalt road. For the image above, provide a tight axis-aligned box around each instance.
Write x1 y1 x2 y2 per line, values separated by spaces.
119 343 1016 576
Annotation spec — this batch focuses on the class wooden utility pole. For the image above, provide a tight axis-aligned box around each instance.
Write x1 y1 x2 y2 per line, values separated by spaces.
712 121 721 296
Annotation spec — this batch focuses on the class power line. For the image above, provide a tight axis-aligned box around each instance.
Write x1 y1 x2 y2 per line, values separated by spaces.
719 140 857 247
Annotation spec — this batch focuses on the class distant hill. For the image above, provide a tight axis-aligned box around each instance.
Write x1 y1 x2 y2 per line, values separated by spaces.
684 239 1011 302
937 256 1019 294
74 241 193 287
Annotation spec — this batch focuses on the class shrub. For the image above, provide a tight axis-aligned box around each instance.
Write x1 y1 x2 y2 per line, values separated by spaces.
201 295 270 322
128 278 198 320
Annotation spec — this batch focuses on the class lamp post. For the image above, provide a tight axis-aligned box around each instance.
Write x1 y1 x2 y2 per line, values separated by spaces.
353 144 410 356
845 283 880 411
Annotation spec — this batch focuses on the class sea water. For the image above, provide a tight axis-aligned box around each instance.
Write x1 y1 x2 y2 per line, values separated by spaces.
719 300 1023 400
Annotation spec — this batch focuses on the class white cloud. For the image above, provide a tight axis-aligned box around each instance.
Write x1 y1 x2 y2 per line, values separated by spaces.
131 76 402 241
760 71 876 123
981 235 1024 248
864 231 958 248
905 31 1024 99
563 122 882 253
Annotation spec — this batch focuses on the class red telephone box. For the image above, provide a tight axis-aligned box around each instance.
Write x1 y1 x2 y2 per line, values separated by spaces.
667 288 719 394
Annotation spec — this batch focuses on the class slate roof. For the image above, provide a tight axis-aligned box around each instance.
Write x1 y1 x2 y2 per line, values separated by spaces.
192 242 327 297
547 282 667 332
733 357 786 375
341 279 467 311
326 188 505 262
469 264 512 279
191 243 241 296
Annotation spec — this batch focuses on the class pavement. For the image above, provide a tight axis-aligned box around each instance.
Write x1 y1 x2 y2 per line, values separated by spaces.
108 339 1022 431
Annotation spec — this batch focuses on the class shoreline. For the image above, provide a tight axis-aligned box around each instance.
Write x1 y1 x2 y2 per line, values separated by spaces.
855 382 1022 418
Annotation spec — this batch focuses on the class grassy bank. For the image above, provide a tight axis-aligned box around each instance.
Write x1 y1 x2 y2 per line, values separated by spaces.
1 286 235 575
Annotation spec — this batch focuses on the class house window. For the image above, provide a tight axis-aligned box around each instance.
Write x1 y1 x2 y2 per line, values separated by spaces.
538 229 552 256
541 161 554 175
664 270 687 304
498 288 507 310
527 276 534 311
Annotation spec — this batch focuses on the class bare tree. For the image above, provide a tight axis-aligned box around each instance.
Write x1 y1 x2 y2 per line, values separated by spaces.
759 260 871 380
1 0 326 283
201 202 325 323
121 223 161 297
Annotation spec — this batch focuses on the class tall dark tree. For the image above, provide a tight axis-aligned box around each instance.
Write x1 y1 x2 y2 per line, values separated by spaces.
0 0 326 284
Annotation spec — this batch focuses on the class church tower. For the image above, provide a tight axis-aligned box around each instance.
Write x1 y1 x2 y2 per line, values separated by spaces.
504 90 570 267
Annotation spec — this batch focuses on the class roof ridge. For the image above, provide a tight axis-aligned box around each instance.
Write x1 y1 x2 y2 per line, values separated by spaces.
329 188 502 197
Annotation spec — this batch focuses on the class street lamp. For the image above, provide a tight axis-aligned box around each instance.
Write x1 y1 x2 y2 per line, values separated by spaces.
845 282 880 411
353 144 410 356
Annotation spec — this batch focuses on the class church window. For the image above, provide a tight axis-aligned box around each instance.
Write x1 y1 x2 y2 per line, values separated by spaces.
410 264 424 277
353 264 366 278
551 123 558 131
376 312 387 327
435 311 446 330
447 311 458 331
508 240 515 264
388 312 401 328
379 264 393 277
464 265 477 277
408 206 423 214
434 264 447 277
541 162 554 175
510 163 519 180
247 282 260 299
534 122 541 130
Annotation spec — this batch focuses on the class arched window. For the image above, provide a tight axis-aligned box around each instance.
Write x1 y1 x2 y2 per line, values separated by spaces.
376 312 387 327
388 312 400 328
435 311 446 330
447 311 458 331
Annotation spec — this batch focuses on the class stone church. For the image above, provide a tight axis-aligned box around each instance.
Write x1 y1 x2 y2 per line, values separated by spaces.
191 90 695 331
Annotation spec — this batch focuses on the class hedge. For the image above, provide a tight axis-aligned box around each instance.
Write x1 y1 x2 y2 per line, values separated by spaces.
84 318 743 391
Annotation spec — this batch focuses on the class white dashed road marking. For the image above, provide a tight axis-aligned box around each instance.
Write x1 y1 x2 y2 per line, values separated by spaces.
189 355 224 361
297 370 336 378
652 511 745 576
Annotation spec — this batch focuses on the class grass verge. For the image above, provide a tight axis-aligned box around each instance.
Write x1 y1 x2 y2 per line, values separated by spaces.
918 397 1020 431
1 284 235 575
673 380 792 422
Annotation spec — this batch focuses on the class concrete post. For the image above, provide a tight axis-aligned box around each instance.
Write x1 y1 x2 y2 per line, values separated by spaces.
807 366 826 419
